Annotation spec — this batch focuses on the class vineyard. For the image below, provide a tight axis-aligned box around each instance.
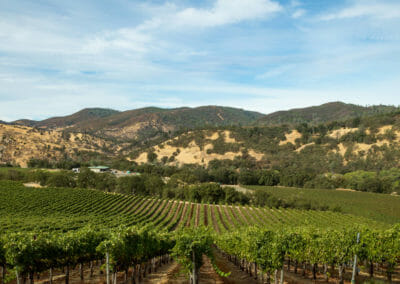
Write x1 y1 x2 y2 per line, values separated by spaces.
0 181 385 233
245 185 400 224
0 180 399 283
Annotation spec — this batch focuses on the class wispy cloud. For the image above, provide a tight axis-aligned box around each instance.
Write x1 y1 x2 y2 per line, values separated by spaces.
320 1 400 21
292 9 306 19
171 0 282 28
81 0 283 57
0 0 399 121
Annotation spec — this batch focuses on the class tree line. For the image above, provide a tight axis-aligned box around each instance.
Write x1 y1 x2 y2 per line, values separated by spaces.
0 168 336 211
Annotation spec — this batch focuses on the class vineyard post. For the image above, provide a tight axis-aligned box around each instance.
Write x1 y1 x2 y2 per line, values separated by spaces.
79 263 83 280
351 232 360 284
65 265 69 284
15 268 20 284
106 251 110 284
1 265 5 284
192 250 197 284
90 261 93 277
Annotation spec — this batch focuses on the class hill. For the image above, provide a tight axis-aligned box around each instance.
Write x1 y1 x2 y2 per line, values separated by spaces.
10 106 263 142
132 110 400 169
13 108 120 128
67 106 264 140
3 102 400 171
0 124 120 167
129 110 400 194
258 101 399 125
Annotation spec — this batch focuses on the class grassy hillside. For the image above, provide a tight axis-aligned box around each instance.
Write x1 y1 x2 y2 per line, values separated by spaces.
3 102 400 170
245 185 400 224
133 112 400 175
0 124 117 167
258 102 399 125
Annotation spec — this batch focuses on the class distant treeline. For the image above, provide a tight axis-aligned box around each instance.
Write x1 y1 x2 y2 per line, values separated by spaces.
0 167 336 211
21 155 400 194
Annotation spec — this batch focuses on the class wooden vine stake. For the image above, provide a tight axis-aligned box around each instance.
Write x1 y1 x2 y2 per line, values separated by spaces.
351 232 360 284
106 251 110 284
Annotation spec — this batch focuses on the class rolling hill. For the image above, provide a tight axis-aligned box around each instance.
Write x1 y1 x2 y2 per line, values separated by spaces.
2 102 400 168
11 106 264 141
258 101 398 125
13 108 120 128
66 106 264 140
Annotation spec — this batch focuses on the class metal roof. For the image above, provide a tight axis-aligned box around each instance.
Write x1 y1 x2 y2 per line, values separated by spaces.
88 166 109 169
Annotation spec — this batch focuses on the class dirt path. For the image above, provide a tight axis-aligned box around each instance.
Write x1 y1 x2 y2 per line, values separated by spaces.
33 261 185 284
195 204 200 227
234 206 250 225
281 264 400 284
154 200 174 225
172 202 188 230
204 204 208 226
216 206 229 230
242 207 260 225
210 205 221 234
166 202 183 227
148 200 166 221
223 205 237 228
199 255 224 284
213 250 259 284
228 206 244 226
142 261 187 284
132 198 151 214
186 203 195 227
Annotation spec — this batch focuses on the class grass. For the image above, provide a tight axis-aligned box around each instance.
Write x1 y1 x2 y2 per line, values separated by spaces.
0 166 31 173
245 185 400 224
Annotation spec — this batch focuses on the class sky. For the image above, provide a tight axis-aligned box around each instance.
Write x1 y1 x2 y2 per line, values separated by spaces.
1 0 400 121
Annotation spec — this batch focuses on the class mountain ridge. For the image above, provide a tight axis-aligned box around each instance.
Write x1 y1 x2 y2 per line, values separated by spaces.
2 101 400 168
258 101 398 125
12 108 120 129
9 102 400 130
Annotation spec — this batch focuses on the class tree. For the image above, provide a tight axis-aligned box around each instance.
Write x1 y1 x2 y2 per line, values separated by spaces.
95 173 116 192
258 170 280 186
147 152 158 163
143 174 164 196
46 172 76 188
77 168 97 189
117 176 145 195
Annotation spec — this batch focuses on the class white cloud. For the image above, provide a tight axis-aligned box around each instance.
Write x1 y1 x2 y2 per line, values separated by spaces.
81 28 152 55
0 0 399 121
0 16 81 55
320 1 400 21
78 0 282 62
292 9 306 19
290 0 302 8
172 0 282 28
256 65 295 80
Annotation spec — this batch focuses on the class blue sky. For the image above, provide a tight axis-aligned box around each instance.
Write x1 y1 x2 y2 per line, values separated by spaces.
1 0 400 121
